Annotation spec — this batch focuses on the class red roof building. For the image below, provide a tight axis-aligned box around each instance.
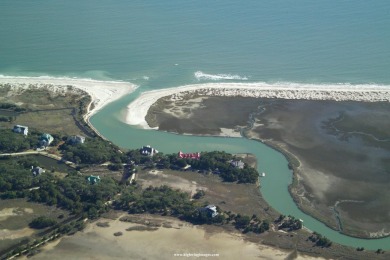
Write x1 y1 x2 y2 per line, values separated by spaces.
178 151 201 160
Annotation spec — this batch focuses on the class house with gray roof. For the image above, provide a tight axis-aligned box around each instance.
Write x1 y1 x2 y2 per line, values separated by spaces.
40 133 54 147
31 166 45 176
200 204 219 218
87 175 101 184
230 160 245 169
67 135 86 144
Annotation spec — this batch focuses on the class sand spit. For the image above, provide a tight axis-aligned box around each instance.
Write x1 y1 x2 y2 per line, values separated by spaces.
0 76 137 120
125 82 390 129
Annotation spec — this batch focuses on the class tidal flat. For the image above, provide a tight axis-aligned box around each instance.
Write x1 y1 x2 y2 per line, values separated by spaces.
28 213 325 260
147 96 390 239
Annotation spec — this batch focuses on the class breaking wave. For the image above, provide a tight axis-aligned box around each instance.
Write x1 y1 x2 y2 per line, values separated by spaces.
194 71 248 81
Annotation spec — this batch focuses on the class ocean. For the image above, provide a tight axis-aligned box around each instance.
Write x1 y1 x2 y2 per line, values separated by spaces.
1 0 389 89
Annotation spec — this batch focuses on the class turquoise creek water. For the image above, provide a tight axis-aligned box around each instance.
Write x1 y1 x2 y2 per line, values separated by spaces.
1 0 389 249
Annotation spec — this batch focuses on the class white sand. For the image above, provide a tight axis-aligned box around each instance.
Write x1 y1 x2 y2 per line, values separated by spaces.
0 76 137 120
125 82 390 129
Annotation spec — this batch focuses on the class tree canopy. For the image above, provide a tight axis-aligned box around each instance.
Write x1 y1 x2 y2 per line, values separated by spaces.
60 138 125 164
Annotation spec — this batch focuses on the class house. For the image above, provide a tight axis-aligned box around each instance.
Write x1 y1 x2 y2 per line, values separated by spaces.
31 166 45 176
140 145 158 156
230 160 245 169
40 133 54 147
67 135 86 144
200 205 218 218
87 175 100 184
12 125 28 135
178 151 201 160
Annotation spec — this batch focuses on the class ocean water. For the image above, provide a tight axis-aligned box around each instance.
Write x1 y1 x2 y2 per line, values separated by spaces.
1 0 389 88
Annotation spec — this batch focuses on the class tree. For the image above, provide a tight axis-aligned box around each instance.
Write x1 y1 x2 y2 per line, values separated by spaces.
29 216 57 229
235 215 251 229
193 190 205 199
376 249 384 254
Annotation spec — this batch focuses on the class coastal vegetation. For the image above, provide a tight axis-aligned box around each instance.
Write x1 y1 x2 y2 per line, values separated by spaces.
0 156 119 218
127 150 259 184
0 129 41 153
60 138 125 165
0 102 27 112
0 85 91 136
115 184 272 233
308 232 332 248
29 216 57 229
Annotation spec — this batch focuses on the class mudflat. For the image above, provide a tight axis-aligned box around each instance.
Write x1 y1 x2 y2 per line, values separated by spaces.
29 214 323 260
147 95 260 136
146 96 390 238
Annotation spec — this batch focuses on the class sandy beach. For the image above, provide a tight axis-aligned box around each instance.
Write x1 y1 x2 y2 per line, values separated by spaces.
125 82 390 129
0 76 137 120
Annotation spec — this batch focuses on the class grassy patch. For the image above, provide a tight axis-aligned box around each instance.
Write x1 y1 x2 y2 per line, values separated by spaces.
0 199 68 252
0 85 90 136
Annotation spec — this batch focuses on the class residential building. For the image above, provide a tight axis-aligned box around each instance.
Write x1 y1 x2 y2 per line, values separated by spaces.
40 133 54 147
31 166 45 176
178 151 201 160
12 125 28 135
200 205 218 218
68 135 86 144
230 160 245 169
87 175 100 184
140 145 158 156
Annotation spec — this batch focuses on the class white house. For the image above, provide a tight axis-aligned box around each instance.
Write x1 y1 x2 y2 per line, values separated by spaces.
68 135 86 144
230 160 245 169
12 125 28 136
31 166 45 176
201 205 218 218
140 145 158 156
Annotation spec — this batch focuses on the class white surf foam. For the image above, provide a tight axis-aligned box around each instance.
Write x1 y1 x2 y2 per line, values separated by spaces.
194 71 248 81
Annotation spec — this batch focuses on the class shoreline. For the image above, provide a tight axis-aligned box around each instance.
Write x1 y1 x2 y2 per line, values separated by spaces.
125 82 390 129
